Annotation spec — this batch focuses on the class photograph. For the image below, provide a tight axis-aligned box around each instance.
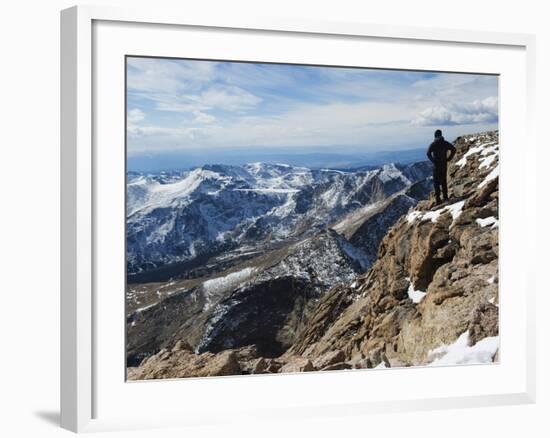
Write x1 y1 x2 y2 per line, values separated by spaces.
125 56 500 380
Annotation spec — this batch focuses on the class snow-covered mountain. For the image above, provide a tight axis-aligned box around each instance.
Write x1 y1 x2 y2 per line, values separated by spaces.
127 161 431 277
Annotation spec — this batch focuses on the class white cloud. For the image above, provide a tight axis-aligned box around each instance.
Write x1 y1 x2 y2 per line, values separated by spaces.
127 124 204 142
199 85 262 111
412 97 498 126
127 108 145 123
192 110 216 124
127 57 217 94
150 85 262 114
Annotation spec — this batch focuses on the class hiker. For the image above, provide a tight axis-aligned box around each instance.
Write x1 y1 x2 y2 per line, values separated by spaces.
426 129 457 205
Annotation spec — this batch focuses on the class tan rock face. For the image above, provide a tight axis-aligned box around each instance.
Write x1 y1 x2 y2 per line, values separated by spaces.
126 343 318 378
127 349 241 380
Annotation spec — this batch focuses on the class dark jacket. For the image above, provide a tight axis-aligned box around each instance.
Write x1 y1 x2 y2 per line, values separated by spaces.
427 137 457 169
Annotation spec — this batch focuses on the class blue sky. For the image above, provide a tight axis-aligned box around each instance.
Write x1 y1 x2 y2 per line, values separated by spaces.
126 57 498 169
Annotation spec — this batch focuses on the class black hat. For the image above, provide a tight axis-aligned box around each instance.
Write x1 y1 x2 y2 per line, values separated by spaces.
434 129 442 138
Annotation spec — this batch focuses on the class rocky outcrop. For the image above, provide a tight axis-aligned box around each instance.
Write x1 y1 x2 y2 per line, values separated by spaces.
128 348 241 380
127 341 332 379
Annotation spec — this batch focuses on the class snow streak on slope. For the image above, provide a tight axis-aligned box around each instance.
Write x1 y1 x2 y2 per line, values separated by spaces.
203 267 257 295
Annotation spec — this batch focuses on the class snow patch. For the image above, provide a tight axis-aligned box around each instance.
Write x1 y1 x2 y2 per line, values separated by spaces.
427 331 499 366
407 200 465 226
379 163 410 185
445 200 466 221
455 142 499 169
406 278 426 303
478 164 499 188
476 216 498 228
478 153 497 170
455 144 485 168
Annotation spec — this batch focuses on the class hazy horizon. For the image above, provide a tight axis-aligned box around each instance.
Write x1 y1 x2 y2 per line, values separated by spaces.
126 145 430 173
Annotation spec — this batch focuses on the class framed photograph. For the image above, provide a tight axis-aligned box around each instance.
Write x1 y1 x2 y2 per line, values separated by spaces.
61 5 536 432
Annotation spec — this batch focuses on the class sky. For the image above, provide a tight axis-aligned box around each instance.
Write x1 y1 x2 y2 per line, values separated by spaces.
126 57 498 170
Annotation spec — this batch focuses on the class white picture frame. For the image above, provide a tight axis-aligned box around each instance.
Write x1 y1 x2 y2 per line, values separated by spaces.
60 4 537 433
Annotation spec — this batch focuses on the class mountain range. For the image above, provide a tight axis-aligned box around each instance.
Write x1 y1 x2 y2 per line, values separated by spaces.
127 160 431 281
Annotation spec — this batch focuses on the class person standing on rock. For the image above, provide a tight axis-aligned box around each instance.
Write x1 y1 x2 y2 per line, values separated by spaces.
427 129 457 205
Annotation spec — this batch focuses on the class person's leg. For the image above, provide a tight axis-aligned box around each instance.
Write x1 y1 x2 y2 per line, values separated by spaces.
433 167 442 204
441 168 448 201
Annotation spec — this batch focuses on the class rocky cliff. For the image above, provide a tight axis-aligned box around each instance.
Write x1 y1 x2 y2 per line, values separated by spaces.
287 131 499 368
127 131 499 379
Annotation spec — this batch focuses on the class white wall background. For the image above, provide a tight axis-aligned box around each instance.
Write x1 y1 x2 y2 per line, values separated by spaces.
0 1 547 436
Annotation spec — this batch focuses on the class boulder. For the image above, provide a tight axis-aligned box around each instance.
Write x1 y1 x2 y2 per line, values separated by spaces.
251 358 268 374
312 350 345 369
279 356 315 373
